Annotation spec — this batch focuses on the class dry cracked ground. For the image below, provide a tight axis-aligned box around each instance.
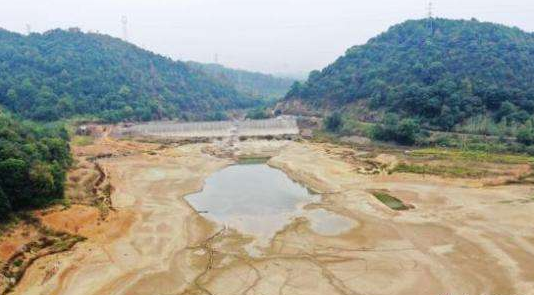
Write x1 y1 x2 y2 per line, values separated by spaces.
6 138 534 295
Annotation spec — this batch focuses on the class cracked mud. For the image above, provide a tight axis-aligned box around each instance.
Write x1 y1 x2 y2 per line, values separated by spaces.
10 140 534 295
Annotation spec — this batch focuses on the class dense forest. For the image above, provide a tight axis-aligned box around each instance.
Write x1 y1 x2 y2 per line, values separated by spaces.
286 18 534 133
187 62 295 102
0 109 71 217
0 28 258 122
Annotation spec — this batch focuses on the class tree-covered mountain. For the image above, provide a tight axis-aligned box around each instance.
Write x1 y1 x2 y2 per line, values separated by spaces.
285 18 534 131
0 28 258 122
187 62 296 102
0 109 71 217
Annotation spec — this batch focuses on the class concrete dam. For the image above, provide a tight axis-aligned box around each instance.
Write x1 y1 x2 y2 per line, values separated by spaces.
114 116 299 139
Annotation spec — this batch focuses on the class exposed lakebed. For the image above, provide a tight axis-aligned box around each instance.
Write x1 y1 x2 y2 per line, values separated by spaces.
185 163 355 248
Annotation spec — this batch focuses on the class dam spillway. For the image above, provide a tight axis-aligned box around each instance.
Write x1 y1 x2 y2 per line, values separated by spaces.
114 116 299 139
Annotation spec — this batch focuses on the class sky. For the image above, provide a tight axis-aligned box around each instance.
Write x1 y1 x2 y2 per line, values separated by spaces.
1 0 534 78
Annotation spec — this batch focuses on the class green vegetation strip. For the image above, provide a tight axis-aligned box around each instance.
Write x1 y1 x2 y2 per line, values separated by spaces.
392 163 488 178
370 191 411 211
410 148 534 164
71 135 94 147
236 157 271 165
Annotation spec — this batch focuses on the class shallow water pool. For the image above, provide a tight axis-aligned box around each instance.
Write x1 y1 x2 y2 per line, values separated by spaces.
185 164 354 247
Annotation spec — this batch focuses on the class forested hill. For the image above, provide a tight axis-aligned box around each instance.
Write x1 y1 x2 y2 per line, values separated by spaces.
0 109 71 216
187 62 296 102
0 28 257 122
285 18 534 130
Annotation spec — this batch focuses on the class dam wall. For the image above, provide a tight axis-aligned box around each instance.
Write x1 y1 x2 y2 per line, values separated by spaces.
114 116 299 139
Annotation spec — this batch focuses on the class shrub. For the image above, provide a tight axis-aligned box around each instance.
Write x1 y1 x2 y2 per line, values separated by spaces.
324 112 343 133
371 113 421 145
246 107 270 120
517 121 534 145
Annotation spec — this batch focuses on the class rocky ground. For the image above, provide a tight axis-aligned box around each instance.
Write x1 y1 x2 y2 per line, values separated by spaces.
1 135 534 295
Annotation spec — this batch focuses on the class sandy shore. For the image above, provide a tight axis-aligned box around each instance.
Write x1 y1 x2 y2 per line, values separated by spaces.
9 140 534 295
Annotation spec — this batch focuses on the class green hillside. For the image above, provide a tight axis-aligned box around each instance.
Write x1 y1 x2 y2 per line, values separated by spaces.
188 62 295 102
285 18 534 131
0 28 258 122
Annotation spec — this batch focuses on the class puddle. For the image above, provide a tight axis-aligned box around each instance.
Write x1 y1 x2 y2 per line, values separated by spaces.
185 164 356 252
185 164 320 244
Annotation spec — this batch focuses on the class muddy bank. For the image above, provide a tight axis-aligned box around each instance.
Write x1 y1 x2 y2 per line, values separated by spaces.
8 140 534 295
10 143 229 295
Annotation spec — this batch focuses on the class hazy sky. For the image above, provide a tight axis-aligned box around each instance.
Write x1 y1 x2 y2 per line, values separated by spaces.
1 0 534 77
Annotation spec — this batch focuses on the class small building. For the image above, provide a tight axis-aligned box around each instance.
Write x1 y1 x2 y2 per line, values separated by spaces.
76 125 89 136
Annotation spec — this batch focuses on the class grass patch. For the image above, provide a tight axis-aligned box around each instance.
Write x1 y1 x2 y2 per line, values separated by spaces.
410 148 534 165
370 191 411 211
12 259 22 267
392 162 488 178
311 130 339 143
499 197 534 204
71 135 94 146
237 156 271 165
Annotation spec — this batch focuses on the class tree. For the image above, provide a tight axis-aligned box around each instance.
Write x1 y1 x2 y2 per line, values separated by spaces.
287 82 303 98
57 95 75 117
0 158 29 208
324 112 343 133
517 121 534 145
206 111 228 121
5 89 18 107
0 188 11 219
371 113 421 145
496 101 517 121
0 111 71 215
396 118 420 145
29 162 56 205
246 107 269 120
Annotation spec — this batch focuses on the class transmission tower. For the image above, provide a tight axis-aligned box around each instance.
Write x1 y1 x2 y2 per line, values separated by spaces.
25 24 31 35
427 1 434 35
121 16 128 41
214 53 219 64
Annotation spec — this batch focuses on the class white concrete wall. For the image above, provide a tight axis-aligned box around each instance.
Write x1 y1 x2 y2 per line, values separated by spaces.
116 117 299 138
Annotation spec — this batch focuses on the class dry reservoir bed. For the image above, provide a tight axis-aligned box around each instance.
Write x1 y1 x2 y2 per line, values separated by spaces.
10 140 534 295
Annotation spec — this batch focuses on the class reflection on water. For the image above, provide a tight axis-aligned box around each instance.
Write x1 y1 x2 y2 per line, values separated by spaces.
185 164 355 250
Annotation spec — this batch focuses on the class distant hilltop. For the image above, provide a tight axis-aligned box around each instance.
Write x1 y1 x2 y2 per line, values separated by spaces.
187 62 296 102
283 18 534 132
0 28 259 122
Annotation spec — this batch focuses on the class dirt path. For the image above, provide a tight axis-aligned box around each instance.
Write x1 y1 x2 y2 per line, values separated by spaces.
10 140 534 295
